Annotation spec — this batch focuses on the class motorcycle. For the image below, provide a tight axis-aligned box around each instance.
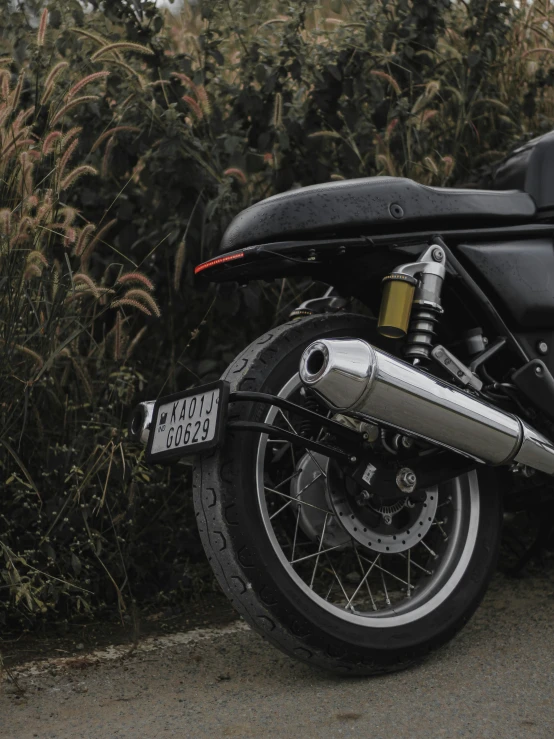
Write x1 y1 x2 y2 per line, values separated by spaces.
129 130 554 675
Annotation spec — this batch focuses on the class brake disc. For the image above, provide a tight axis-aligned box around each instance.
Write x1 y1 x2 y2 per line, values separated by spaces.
327 462 439 554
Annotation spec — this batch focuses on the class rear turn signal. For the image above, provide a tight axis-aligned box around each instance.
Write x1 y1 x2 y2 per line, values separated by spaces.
194 252 245 275
378 273 418 339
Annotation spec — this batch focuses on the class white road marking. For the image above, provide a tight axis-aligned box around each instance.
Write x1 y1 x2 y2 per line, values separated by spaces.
8 620 251 678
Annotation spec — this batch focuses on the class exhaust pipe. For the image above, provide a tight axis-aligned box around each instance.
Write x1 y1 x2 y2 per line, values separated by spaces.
299 339 554 476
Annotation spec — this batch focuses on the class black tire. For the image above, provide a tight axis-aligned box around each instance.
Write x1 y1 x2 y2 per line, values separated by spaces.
193 314 502 675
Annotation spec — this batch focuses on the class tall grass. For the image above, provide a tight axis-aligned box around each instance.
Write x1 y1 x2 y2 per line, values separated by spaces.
0 11 161 626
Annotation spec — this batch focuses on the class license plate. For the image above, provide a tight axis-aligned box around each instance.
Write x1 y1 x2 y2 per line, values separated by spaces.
145 381 229 463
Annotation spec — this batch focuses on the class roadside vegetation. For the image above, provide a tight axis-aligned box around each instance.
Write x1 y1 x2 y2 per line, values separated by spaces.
1 0 554 632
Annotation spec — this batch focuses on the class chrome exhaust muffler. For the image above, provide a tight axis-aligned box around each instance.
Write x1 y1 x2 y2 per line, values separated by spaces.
299 338 554 475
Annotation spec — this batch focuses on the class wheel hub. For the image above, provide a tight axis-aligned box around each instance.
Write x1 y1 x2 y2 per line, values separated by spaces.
291 452 438 554
328 463 439 553
292 453 349 549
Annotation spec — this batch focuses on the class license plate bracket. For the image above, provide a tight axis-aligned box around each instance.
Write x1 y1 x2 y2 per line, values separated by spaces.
145 380 230 463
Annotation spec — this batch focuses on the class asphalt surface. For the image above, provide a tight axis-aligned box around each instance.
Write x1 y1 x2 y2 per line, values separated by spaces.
2 570 554 739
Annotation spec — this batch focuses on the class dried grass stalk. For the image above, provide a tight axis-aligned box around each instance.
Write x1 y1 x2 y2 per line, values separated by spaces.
58 138 79 182
41 62 69 105
173 240 186 291
370 70 401 94
66 72 110 101
73 273 100 298
116 272 155 291
37 9 49 47
91 126 140 153
100 135 116 179
111 298 152 317
50 96 99 127
91 42 155 61
42 131 63 155
123 289 161 317
61 165 97 190
182 95 203 120
79 219 116 269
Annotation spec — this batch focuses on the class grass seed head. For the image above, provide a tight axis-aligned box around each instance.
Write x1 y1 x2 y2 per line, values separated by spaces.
37 8 49 47
122 289 161 318
66 72 110 101
116 272 155 291
41 62 69 105
61 165 97 191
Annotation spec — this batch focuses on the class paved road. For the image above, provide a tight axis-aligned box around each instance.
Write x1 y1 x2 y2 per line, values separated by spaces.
2 571 554 739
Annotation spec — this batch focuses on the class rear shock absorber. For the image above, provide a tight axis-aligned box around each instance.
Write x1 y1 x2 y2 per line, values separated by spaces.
404 307 441 362
378 244 446 363
405 301 443 365
297 389 325 438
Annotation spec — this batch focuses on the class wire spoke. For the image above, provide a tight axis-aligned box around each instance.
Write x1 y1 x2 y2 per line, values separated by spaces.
380 570 391 606
295 472 324 498
269 499 292 521
420 539 438 558
273 470 301 491
397 551 432 576
268 470 324 521
264 486 333 516
309 514 329 589
434 521 449 540
324 553 351 605
276 408 328 478
315 409 333 442
291 501 301 562
358 553 415 591
354 544 377 611
290 543 344 565
269 440 294 465
345 554 380 610
277 407 298 434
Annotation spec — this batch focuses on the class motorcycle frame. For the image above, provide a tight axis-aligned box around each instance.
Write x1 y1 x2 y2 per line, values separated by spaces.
195 222 554 371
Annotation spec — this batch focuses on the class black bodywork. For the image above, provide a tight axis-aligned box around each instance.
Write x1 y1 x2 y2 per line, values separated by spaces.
196 131 554 436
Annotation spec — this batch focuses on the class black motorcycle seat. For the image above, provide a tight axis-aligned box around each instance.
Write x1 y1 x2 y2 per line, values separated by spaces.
220 176 536 252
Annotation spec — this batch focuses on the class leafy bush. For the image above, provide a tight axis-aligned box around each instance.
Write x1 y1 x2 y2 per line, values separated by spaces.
1 0 554 630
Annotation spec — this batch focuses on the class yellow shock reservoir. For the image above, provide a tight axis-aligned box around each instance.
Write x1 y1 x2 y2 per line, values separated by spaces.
378 273 418 339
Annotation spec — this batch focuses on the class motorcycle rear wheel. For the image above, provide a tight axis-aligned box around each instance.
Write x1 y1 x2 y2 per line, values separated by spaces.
193 314 502 675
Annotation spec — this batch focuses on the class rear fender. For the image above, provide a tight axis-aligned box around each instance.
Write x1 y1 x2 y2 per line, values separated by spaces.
193 237 378 286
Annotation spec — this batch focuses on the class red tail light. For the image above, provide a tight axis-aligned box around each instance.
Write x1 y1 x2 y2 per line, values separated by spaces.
194 252 245 275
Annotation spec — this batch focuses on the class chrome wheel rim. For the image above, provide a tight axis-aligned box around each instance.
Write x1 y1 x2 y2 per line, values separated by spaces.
255 373 480 627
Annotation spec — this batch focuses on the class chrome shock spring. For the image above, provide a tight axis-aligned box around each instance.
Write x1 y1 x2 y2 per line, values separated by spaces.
403 303 442 362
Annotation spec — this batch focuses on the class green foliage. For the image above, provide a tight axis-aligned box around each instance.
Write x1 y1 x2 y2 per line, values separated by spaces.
1 0 554 629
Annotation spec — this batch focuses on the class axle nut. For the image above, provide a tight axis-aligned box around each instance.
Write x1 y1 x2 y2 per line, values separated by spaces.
396 467 417 494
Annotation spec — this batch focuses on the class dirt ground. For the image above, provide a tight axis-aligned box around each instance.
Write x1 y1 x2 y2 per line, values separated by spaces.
1 569 553 739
